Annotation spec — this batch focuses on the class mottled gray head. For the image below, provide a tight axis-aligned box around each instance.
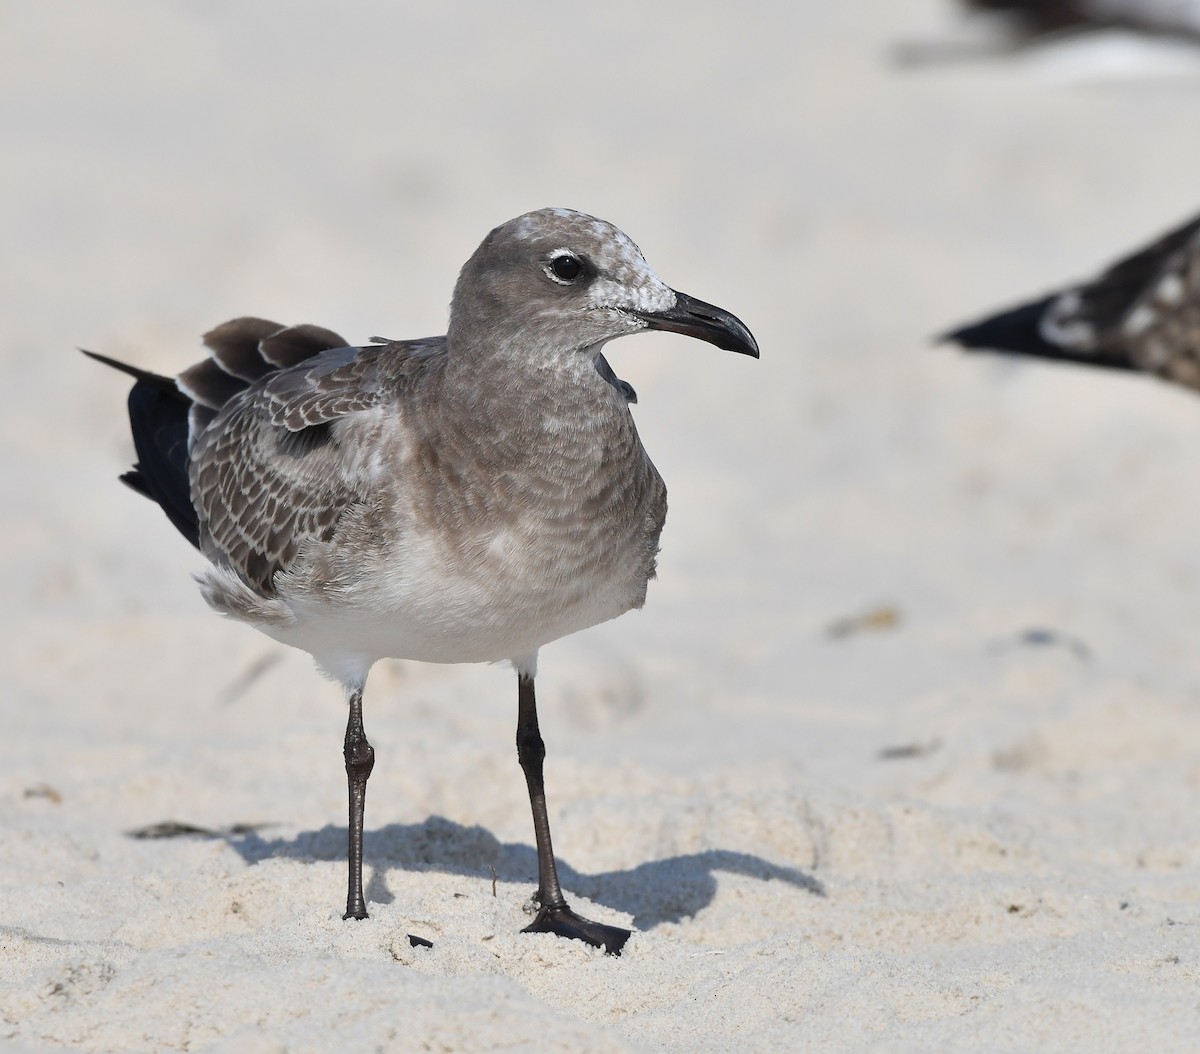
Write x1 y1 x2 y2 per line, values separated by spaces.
448 207 759 365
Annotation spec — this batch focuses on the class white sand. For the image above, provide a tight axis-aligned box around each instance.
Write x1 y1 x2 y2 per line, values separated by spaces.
3 2 1200 1050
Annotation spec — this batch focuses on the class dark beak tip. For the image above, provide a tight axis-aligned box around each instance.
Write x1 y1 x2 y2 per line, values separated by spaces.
644 290 760 360
721 320 759 359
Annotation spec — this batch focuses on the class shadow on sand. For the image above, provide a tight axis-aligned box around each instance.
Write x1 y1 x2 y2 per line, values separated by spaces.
218 816 823 931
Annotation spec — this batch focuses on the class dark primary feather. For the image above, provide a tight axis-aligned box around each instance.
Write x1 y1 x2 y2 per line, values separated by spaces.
82 349 200 548
964 0 1112 35
944 295 1142 372
943 210 1200 388
963 0 1200 40
125 375 199 547
83 319 354 560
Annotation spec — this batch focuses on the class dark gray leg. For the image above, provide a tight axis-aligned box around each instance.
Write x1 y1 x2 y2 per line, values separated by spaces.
516 674 630 955
343 686 374 921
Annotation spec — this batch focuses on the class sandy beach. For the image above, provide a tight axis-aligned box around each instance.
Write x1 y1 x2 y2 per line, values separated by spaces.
3 2 1200 1050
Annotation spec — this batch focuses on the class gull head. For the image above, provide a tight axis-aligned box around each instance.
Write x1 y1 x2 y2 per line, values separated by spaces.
448 208 759 365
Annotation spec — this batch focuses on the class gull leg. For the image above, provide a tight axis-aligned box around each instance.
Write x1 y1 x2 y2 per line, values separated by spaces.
343 685 374 920
515 673 630 955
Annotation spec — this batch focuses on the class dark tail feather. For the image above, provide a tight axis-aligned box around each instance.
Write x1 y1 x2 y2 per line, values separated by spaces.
941 296 1140 374
83 349 201 550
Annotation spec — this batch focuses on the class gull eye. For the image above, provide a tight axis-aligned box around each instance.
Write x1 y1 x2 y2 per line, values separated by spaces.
546 251 584 284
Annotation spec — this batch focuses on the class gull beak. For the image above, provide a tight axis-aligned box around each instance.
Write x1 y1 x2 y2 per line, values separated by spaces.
638 291 760 359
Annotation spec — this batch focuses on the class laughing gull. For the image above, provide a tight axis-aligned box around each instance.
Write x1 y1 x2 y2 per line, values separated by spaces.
86 208 759 955
944 208 1200 389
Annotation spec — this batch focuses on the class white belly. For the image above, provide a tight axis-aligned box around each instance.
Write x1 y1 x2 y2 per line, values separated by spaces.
249 519 651 683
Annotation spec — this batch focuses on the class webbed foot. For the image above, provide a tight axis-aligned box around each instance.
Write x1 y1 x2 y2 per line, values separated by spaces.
523 904 630 955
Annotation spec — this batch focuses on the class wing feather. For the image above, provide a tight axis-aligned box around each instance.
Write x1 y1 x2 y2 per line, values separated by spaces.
190 337 446 592
947 211 1200 392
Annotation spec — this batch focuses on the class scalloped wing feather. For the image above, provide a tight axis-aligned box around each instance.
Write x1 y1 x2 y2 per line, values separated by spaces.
190 338 446 593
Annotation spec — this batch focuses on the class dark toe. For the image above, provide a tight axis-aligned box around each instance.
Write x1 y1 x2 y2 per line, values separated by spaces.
522 905 631 955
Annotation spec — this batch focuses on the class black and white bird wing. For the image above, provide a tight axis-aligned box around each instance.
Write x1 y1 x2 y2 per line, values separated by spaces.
945 211 1200 389
189 336 443 593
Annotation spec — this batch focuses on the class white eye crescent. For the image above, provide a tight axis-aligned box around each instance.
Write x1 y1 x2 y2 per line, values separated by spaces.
545 251 584 285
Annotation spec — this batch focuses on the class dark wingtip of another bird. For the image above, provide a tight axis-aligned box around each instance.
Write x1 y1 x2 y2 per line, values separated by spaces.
937 296 1062 355
937 296 1146 374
